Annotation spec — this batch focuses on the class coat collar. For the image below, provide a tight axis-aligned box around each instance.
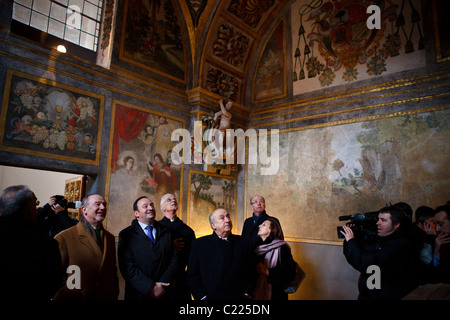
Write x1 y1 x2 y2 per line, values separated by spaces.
76 222 103 259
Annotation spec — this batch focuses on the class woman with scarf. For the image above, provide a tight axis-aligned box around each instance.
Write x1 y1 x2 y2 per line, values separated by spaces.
253 218 296 300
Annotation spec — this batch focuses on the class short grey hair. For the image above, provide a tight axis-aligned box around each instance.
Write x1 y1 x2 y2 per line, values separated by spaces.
160 193 175 211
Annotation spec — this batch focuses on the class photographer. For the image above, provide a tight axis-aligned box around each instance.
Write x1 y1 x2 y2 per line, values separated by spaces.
340 205 419 300
36 195 78 238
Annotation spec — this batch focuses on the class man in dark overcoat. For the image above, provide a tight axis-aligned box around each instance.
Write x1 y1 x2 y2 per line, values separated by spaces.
186 208 255 300
118 196 178 300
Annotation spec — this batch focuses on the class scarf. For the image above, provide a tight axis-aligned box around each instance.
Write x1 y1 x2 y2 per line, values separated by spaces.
253 239 287 300
255 239 287 268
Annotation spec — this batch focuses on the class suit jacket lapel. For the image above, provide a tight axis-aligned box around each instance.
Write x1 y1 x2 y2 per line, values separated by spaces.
76 223 103 261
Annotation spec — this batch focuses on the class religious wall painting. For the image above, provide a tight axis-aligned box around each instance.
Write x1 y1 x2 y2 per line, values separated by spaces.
291 0 426 95
0 69 103 165
253 19 286 103
246 107 450 244
119 0 186 82
187 170 237 237
105 101 184 236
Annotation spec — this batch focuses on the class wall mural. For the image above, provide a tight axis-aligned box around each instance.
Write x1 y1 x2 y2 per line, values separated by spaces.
188 170 237 237
246 107 450 244
105 100 184 236
0 69 103 165
253 20 286 103
291 0 426 95
119 0 185 82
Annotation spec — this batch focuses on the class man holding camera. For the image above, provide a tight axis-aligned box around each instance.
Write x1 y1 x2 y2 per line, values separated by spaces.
36 195 78 237
340 205 419 300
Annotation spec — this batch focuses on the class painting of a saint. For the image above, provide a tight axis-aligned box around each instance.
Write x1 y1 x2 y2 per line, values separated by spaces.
106 101 184 236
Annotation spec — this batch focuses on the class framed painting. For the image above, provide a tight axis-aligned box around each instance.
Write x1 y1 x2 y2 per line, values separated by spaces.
0 69 103 165
187 170 237 237
105 100 185 236
64 176 86 221
119 0 186 83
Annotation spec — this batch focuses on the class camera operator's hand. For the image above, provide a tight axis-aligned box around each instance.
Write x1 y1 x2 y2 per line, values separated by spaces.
435 231 450 257
340 225 355 242
48 196 64 214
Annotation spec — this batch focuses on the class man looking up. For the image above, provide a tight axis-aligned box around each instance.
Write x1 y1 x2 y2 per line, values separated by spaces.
118 196 178 300
159 193 196 300
242 195 282 248
187 208 255 300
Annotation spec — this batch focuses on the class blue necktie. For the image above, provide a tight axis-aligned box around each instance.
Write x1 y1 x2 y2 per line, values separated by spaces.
146 225 155 243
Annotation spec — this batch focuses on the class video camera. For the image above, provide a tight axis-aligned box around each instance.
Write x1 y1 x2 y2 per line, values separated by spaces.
337 211 379 240
54 195 82 209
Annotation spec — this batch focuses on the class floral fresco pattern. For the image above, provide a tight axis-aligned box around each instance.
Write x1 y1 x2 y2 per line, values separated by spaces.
213 23 250 68
292 0 425 91
0 70 102 164
205 66 240 101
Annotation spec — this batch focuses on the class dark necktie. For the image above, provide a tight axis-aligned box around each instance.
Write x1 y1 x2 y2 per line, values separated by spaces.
94 228 103 251
146 225 155 243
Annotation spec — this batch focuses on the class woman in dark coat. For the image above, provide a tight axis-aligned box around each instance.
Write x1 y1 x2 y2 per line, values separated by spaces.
253 218 296 300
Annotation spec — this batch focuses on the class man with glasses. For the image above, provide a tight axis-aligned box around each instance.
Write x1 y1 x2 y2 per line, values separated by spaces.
159 193 196 300
241 195 283 249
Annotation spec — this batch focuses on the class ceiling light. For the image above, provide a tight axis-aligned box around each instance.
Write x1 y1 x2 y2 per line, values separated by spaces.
56 45 66 53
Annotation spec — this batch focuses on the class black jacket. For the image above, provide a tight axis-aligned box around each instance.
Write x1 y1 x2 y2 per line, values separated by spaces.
186 233 255 300
159 216 196 300
242 211 281 249
118 219 178 300
0 216 63 300
343 232 419 300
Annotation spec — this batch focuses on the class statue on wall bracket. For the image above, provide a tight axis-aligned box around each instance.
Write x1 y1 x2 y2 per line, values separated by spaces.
201 98 235 175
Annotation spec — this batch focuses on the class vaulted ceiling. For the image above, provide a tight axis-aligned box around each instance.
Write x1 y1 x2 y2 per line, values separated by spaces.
179 0 291 109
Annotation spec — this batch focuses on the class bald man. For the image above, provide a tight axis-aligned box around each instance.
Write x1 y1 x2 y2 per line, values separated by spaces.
186 208 255 300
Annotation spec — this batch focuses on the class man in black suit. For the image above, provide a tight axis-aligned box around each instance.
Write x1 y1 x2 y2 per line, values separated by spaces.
186 208 255 300
118 196 178 300
158 193 196 300
242 195 283 249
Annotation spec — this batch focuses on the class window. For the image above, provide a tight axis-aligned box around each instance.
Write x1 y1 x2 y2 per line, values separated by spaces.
12 0 103 52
